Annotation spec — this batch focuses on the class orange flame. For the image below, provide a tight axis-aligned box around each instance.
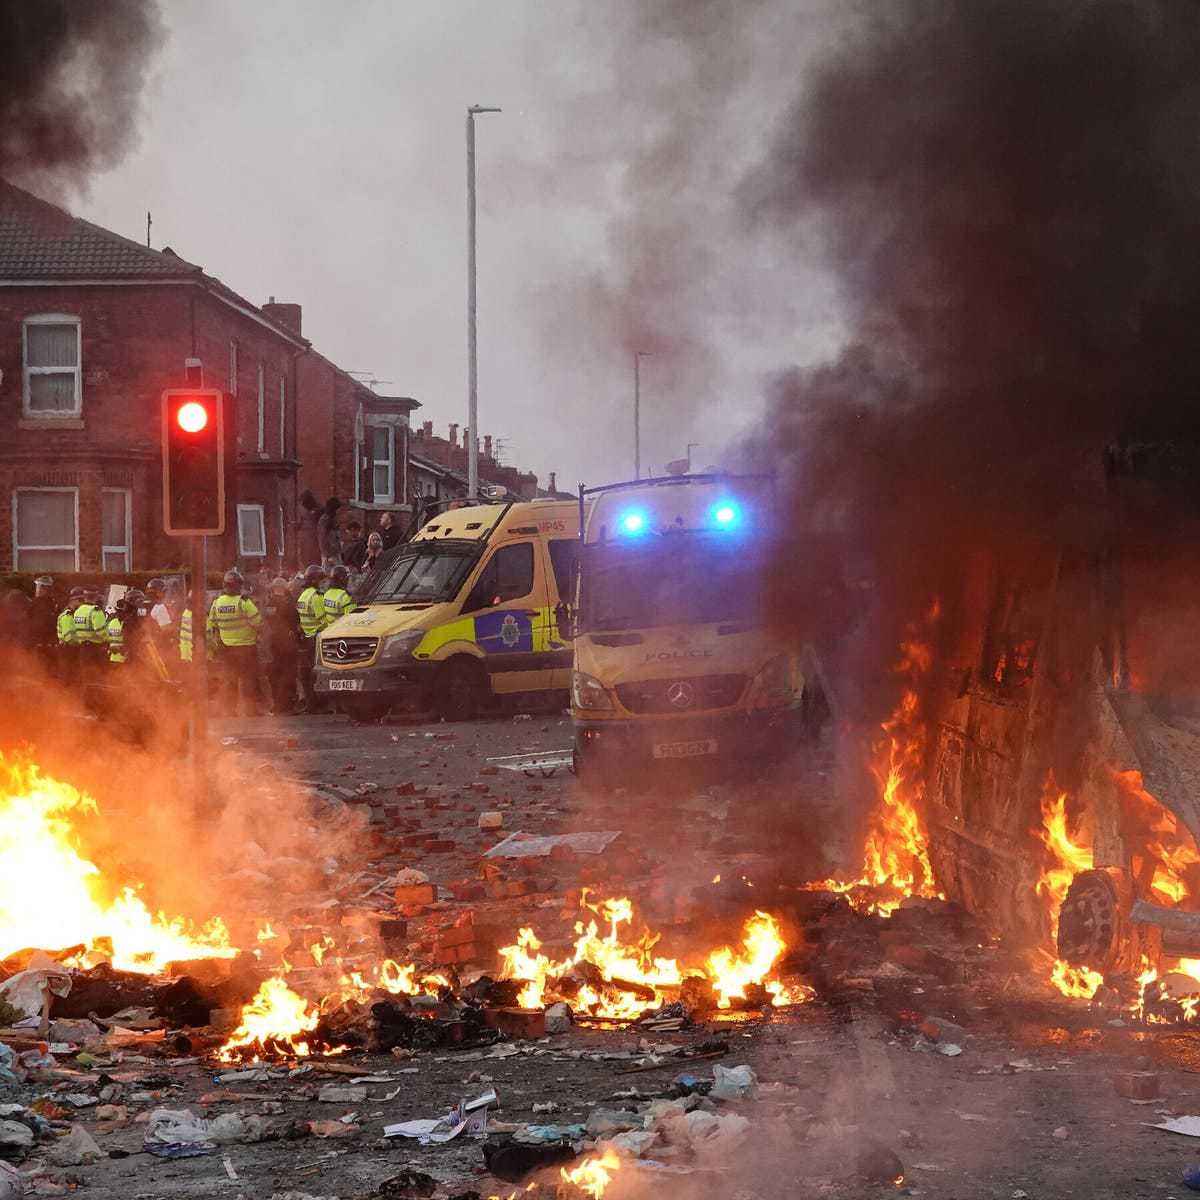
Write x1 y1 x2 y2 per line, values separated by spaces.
705 911 813 1008
1034 779 1101 999
498 899 807 1017
807 624 943 915
561 1151 620 1200
0 754 234 973
217 975 320 1061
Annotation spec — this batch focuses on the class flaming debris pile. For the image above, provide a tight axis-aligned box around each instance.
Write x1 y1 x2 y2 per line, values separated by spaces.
807 622 944 917
0 755 233 973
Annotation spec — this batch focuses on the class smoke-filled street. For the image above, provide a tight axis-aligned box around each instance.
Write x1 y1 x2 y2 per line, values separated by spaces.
9 0 1200 1197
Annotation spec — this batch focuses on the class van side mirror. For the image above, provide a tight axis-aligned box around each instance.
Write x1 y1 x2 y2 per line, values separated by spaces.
555 601 575 642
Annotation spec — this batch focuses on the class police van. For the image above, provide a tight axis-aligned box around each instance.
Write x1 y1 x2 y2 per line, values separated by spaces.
315 499 582 720
567 474 824 780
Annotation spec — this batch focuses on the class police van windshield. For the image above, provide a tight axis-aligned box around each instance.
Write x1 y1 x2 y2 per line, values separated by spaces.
580 535 762 632
359 544 479 603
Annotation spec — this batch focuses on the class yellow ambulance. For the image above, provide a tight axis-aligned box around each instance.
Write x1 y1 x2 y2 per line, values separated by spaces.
315 499 582 720
567 474 823 779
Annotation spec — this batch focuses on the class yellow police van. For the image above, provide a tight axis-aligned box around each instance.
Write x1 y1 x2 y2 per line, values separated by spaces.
315 499 582 720
567 474 824 780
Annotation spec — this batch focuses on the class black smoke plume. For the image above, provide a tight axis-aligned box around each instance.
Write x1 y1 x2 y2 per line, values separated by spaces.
0 0 164 190
737 1 1200 709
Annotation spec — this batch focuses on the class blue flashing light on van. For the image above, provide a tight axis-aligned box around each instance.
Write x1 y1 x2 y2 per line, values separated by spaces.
619 510 648 535
711 501 741 528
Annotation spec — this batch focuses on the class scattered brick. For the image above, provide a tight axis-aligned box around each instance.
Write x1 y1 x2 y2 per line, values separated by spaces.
394 883 437 906
424 839 456 853
1113 1072 1159 1100
483 1007 545 1040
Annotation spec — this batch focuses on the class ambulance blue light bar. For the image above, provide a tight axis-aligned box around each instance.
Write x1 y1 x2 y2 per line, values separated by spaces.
711 501 741 528
619 509 648 535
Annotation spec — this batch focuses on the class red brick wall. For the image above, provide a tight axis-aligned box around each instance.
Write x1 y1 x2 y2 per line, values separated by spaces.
0 283 301 572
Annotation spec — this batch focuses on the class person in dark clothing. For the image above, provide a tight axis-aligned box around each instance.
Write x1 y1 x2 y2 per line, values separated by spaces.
378 510 403 550
341 521 367 571
28 576 59 675
318 497 343 566
298 490 322 566
266 577 302 714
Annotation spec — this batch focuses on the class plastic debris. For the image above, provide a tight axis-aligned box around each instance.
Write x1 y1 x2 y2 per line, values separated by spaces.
710 1064 757 1101
384 1090 495 1144
483 831 620 859
47 1124 103 1167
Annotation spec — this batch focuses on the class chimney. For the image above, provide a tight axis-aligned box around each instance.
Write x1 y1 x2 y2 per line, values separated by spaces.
421 420 432 438
483 435 493 459
549 471 557 493
448 423 459 446
262 299 303 335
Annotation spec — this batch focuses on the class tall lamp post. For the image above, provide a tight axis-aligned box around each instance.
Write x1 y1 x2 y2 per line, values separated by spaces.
467 104 501 500
633 350 652 479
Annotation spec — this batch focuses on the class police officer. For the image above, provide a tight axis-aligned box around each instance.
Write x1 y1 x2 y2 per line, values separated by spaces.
73 589 109 684
206 569 263 716
57 587 84 683
107 598 127 666
322 565 355 627
295 564 327 713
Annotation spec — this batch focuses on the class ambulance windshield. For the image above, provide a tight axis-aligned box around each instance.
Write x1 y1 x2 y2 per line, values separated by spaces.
580 535 762 632
360 544 478 603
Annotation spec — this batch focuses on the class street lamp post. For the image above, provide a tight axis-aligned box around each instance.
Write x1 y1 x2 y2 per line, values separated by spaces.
633 350 652 479
467 104 501 501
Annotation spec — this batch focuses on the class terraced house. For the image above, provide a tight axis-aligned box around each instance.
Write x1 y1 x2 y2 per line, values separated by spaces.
0 179 308 574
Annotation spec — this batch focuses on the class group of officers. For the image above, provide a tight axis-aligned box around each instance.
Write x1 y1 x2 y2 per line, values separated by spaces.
42 561 359 718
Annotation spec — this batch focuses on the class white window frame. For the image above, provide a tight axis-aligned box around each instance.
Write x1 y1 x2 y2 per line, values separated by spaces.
229 339 239 396
237 503 267 558
278 501 286 561
367 419 395 504
12 486 80 571
22 314 82 418
100 487 133 574
256 363 265 453
278 376 286 457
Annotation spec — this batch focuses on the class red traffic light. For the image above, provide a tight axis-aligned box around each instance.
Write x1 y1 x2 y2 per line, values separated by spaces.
177 400 209 433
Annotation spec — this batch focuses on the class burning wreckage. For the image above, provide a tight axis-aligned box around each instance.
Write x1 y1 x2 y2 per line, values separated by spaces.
4 441 1200 1189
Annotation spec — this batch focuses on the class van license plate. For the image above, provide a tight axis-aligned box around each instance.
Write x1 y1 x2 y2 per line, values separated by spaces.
329 679 362 692
653 739 717 759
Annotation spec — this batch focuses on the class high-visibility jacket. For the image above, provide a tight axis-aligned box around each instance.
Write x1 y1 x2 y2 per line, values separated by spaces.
322 587 354 626
107 617 125 664
297 587 325 638
207 593 262 647
72 604 109 645
180 608 193 661
57 608 76 645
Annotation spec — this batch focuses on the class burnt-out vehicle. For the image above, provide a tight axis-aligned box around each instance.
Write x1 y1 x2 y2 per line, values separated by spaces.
919 437 1200 977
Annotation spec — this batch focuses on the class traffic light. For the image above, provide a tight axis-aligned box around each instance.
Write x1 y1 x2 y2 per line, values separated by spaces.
161 388 225 535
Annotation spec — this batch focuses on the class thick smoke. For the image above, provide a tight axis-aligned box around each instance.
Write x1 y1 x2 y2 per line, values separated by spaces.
0 0 164 191
735 1 1200 707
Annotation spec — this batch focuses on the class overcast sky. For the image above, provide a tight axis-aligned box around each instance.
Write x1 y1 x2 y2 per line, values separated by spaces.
76 0 844 489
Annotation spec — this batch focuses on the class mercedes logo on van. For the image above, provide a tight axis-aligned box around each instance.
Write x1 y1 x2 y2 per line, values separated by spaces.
667 680 695 710
336 639 349 660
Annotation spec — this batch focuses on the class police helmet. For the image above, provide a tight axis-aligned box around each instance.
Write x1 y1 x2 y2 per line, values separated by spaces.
34 575 53 589
223 569 243 592
145 577 166 596
269 576 290 595
329 565 350 587
304 564 326 587
68 587 85 601
125 589 146 608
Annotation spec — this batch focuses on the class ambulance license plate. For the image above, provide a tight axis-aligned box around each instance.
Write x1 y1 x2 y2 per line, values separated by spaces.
653 739 717 759
329 679 362 692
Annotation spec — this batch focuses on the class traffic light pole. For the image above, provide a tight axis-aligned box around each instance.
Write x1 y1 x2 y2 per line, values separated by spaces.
190 534 208 795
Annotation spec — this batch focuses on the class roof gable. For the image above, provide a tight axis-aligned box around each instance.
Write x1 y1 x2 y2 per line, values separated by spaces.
0 178 201 280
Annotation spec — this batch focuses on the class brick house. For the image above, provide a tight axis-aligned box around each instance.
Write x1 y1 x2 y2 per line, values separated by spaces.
294 342 420 534
0 179 307 576
409 421 538 505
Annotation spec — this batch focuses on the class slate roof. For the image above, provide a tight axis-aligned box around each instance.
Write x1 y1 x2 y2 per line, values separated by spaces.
0 178 201 280
0 179 308 346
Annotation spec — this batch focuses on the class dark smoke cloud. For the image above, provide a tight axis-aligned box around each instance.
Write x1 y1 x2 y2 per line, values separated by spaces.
0 0 164 191
734 1 1200 704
